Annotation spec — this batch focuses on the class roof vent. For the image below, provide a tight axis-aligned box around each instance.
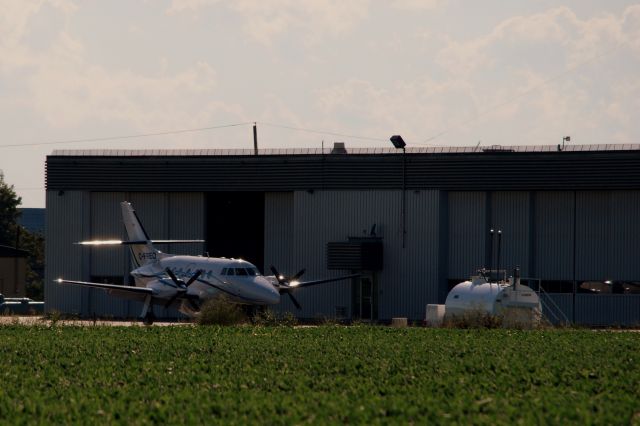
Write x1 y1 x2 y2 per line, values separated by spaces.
331 142 347 154
482 145 514 153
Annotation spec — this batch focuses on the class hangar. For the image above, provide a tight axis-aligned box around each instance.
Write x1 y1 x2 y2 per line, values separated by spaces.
45 144 640 325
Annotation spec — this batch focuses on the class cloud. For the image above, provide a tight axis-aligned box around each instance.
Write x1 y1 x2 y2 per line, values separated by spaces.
0 1 248 141
166 0 220 15
166 0 370 46
28 34 223 130
391 0 446 11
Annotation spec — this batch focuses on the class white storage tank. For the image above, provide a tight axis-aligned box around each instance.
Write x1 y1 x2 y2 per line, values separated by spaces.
444 269 542 327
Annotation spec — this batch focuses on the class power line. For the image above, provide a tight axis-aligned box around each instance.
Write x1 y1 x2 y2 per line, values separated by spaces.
0 122 253 148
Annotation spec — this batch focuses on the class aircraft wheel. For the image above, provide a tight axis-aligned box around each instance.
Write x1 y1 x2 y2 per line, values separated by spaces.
142 311 155 326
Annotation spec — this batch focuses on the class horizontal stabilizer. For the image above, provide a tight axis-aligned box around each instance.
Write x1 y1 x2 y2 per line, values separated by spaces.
75 239 205 245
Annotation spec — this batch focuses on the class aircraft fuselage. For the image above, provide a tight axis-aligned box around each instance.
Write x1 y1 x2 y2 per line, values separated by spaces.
133 256 281 306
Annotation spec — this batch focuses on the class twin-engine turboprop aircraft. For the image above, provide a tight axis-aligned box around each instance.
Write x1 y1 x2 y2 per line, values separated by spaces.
56 202 358 324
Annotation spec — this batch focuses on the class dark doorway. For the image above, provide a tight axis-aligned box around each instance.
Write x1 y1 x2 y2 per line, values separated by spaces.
206 192 265 272
352 273 378 321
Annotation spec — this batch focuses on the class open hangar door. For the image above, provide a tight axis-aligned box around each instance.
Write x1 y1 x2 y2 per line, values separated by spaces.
205 192 265 272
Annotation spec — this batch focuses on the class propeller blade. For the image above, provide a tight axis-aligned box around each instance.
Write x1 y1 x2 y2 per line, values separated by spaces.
269 265 279 276
165 268 182 286
287 292 302 310
291 269 306 281
270 265 287 285
185 270 203 287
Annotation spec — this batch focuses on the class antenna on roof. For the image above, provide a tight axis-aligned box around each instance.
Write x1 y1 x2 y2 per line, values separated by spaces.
558 135 570 151
253 122 258 155
488 228 494 282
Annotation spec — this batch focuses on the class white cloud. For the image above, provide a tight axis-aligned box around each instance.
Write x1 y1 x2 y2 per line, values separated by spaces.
166 0 219 15
28 38 222 130
166 0 370 46
391 0 446 11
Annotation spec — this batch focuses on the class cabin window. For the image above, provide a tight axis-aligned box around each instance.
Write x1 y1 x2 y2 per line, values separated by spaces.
235 268 248 276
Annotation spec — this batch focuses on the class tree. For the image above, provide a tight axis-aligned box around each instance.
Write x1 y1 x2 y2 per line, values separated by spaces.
0 174 21 246
0 174 45 300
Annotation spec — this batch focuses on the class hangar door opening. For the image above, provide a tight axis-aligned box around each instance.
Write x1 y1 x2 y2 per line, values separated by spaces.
206 192 265 272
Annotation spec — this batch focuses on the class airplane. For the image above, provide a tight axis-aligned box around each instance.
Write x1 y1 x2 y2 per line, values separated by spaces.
56 201 359 324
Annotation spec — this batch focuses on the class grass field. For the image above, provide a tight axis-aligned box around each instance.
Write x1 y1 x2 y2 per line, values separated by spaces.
0 325 638 424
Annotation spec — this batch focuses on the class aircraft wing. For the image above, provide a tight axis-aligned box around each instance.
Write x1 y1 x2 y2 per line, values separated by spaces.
286 274 361 291
55 279 154 302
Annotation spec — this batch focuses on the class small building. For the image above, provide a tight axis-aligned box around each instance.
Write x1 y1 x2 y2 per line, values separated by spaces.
0 245 29 298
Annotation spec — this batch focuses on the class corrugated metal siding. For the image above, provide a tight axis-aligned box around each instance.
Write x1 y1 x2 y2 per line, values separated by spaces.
575 295 640 326
575 191 609 281
90 193 127 276
45 191 90 315
88 192 129 317
534 192 574 280
167 192 205 256
403 190 440 318
491 192 530 277
46 150 640 192
289 190 440 321
448 192 486 279
264 192 296 312
609 191 640 280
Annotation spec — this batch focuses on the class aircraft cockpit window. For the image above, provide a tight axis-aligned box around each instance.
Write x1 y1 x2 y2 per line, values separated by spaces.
220 268 227 275
235 268 248 276
246 268 256 276
227 268 234 276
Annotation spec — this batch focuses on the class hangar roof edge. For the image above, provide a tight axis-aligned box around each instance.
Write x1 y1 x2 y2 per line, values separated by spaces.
50 144 640 156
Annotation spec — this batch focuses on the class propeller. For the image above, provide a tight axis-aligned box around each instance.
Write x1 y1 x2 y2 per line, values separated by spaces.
164 268 202 307
166 268 202 288
270 265 305 310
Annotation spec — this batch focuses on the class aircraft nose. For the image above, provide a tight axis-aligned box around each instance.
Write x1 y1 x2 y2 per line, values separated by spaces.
264 284 280 305
258 279 280 304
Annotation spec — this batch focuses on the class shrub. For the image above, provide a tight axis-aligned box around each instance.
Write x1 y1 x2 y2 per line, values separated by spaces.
252 309 298 327
196 297 246 326
442 310 504 329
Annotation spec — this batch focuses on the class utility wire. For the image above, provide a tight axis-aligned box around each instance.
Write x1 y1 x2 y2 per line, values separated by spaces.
0 122 253 148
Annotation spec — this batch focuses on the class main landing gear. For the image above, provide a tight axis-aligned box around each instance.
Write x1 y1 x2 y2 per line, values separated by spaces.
140 295 155 325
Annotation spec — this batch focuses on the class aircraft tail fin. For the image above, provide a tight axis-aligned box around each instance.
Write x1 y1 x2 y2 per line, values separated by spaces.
74 202 205 268
120 201 161 267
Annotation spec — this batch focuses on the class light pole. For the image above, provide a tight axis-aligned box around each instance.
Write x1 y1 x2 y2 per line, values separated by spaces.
390 135 406 248
558 135 570 151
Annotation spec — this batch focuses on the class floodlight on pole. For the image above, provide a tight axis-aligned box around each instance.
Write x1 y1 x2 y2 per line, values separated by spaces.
558 135 571 151
390 135 406 150
390 135 407 248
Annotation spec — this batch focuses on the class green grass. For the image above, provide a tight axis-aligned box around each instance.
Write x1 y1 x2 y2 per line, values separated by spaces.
0 326 638 424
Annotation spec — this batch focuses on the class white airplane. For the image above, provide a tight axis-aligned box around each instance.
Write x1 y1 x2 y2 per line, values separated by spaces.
56 201 358 324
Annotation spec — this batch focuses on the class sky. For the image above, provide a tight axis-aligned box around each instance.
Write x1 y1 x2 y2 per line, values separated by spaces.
1 0 639 207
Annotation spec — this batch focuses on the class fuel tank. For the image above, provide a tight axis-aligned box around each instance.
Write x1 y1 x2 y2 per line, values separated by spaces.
444 275 542 325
